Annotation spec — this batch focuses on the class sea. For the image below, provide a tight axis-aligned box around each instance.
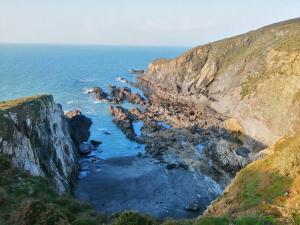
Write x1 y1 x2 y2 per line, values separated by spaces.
0 44 187 159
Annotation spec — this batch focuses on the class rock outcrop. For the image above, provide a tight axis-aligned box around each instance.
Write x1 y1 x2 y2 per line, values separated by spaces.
109 106 143 142
65 109 92 148
0 95 78 193
108 85 145 105
204 133 300 224
139 18 300 146
86 85 146 105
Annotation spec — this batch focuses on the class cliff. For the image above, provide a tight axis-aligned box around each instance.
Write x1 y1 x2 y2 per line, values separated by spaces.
0 95 78 193
204 133 300 224
140 18 300 146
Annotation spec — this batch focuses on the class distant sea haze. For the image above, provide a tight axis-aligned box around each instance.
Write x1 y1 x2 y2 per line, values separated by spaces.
0 44 187 159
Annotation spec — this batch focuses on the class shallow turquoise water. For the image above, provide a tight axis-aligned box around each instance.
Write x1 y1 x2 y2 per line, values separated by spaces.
0 44 187 158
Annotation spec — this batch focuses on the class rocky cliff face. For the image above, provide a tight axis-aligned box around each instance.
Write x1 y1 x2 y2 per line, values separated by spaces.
0 95 78 193
140 18 300 146
204 133 300 224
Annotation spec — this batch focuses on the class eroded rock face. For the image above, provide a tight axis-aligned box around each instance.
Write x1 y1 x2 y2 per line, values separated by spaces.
139 18 300 146
0 95 78 193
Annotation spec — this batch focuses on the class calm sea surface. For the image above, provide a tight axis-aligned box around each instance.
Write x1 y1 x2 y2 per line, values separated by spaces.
0 44 187 158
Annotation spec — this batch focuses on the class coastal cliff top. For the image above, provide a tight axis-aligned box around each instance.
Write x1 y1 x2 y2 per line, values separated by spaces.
0 95 53 111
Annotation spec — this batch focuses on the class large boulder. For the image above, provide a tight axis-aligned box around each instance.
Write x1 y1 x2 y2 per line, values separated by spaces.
65 110 92 148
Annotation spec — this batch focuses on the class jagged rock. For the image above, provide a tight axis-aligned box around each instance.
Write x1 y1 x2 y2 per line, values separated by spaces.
66 110 92 148
109 106 136 140
166 163 177 170
206 139 248 173
90 140 102 148
87 87 108 101
0 95 78 193
108 85 145 105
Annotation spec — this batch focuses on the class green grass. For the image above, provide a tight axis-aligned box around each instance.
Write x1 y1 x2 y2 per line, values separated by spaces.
0 95 51 111
0 153 284 225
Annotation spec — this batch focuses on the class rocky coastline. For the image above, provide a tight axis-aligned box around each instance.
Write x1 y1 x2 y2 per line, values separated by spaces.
79 73 264 216
2 17 300 225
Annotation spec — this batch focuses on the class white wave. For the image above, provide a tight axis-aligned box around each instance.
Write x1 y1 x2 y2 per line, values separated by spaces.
94 99 107 104
116 77 128 83
79 78 95 83
82 87 95 94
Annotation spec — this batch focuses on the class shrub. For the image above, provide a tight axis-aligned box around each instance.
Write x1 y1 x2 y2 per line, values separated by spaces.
114 211 155 225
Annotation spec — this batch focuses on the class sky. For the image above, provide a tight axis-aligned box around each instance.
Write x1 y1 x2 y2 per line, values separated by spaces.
0 0 300 47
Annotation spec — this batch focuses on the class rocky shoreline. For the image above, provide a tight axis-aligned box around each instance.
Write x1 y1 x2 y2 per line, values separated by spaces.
107 81 262 185
77 73 266 217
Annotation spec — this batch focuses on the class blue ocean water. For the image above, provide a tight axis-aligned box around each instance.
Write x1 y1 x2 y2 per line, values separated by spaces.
0 44 186 159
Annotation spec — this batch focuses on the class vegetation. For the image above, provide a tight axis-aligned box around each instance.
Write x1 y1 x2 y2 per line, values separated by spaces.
0 153 109 225
205 134 300 224
0 95 51 111
0 153 282 225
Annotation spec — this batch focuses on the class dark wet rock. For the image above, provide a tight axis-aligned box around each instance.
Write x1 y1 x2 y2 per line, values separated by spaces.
185 203 200 212
178 162 189 170
79 142 92 155
108 85 145 105
166 163 177 170
87 87 108 101
66 110 92 148
90 140 102 148
109 106 137 140
129 69 145 74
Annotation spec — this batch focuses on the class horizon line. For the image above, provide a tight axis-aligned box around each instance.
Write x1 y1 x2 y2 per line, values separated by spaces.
0 42 192 48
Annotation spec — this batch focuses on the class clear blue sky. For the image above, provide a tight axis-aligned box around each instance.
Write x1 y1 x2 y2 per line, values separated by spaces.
1 0 299 46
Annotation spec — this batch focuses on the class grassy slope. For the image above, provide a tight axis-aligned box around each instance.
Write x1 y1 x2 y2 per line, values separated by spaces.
0 152 281 225
0 95 52 110
205 134 300 224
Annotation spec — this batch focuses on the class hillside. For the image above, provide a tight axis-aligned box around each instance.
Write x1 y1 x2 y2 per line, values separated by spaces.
205 133 300 224
0 153 279 225
140 18 300 146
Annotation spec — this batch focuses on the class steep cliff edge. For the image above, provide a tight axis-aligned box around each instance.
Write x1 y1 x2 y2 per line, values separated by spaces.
0 95 78 193
204 133 300 224
140 18 300 146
